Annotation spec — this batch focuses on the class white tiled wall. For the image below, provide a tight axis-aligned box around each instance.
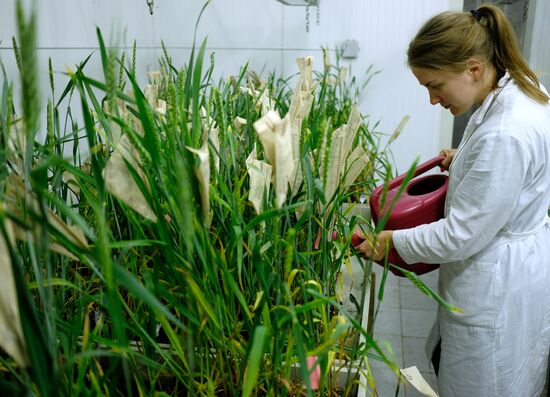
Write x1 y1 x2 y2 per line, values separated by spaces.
0 0 463 173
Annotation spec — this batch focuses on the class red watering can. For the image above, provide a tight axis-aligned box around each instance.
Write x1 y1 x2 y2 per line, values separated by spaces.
352 156 448 276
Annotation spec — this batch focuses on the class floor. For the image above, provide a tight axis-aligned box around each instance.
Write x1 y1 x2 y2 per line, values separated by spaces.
342 256 440 396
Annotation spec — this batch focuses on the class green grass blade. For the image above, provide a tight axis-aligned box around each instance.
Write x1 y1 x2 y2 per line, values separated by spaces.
392 264 464 313
242 325 268 397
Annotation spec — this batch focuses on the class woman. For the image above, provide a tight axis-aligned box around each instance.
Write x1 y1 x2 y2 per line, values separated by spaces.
357 4 550 396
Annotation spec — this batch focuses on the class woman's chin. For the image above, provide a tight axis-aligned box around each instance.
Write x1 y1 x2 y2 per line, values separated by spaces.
449 106 464 116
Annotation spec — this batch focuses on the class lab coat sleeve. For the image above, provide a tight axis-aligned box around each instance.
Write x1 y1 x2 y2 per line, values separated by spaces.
392 132 529 264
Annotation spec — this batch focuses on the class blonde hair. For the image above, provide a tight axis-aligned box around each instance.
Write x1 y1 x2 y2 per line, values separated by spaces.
407 4 549 104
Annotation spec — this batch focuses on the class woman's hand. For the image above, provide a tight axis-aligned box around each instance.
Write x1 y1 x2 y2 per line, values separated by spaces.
355 230 394 262
439 148 457 171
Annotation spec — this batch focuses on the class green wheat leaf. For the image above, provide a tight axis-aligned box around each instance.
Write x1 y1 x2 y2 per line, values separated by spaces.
242 325 268 397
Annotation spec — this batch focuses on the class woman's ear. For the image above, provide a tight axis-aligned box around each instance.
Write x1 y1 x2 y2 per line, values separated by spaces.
467 58 483 81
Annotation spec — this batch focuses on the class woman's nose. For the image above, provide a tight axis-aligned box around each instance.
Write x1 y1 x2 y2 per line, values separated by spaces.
429 90 440 105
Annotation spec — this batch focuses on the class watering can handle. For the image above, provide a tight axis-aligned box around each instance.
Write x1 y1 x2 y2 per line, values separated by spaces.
387 155 445 191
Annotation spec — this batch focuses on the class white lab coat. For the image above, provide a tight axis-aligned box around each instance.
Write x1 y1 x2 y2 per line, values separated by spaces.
392 73 550 396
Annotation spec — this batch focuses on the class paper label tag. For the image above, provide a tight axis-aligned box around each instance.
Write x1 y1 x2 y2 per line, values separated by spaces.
400 366 439 397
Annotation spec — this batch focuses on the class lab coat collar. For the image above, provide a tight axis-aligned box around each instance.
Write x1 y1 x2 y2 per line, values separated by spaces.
451 72 511 173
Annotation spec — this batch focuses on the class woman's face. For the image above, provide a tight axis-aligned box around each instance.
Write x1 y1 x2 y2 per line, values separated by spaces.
411 66 480 116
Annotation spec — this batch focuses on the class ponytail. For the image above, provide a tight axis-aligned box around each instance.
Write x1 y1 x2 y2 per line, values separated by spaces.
477 4 549 103
408 3 549 104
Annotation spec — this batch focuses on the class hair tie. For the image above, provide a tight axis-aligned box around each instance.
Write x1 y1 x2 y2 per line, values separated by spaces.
470 9 481 22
